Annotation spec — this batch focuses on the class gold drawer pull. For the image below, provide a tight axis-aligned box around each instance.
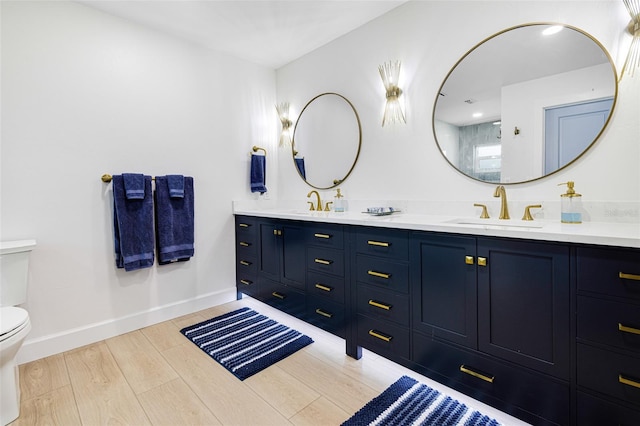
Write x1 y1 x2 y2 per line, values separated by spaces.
368 270 391 279
619 323 640 335
368 300 392 310
368 240 390 247
478 257 487 267
368 329 393 342
271 292 285 300
239 279 252 285
239 223 250 228
314 233 332 239
619 272 640 281
460 365 494 383
315 258 333 265
465 256 474 265
239 242 250 247
315 283 333 292
240 260 251 266
315 309 333 318
619 374 640 389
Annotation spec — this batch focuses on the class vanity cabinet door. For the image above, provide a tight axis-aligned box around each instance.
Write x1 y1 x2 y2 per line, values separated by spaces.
258 219 281 282
258 219 305 290
411 233 478 349
477 238 571 380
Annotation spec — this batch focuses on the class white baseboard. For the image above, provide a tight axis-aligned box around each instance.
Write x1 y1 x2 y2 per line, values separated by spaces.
17 289 238 365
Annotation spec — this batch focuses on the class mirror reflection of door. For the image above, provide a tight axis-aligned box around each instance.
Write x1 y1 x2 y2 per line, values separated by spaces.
544 97 613 174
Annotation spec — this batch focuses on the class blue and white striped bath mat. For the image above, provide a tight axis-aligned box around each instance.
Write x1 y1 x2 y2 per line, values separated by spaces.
343 376 501 426
180 307 313 380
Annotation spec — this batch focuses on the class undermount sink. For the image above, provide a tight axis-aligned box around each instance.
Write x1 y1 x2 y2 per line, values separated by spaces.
445 218 545 229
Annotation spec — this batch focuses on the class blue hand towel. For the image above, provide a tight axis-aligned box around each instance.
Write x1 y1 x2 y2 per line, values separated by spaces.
250 154 267 193
167 174 184 198
155 175 195 264
112 174 155 271
295 158 306 179
123 173 145 200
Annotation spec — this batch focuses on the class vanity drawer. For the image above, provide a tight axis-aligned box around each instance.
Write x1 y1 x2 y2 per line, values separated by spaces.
236 255 257 276
577 247 640 300
307 247 344 277
413 332 570 426
356 284 409 326
356 255 408 293
306 223 344 249
356 228 409 260
577 391 640 425
357 314 410 361
578 295 640 351
306 297 345 338
307 271 345 304
237 277 261 299
577 342 640 406
262 280 306 320
235 216 257 238
236 236 257 256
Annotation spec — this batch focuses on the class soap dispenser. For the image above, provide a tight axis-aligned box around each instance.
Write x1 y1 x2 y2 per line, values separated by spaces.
558 181 582 223
334 188 347 212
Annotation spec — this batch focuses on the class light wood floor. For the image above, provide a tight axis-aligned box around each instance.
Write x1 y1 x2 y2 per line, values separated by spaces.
11 297 529 425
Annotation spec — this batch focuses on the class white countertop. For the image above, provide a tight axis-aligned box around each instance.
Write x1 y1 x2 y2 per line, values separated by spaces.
233 206 640 249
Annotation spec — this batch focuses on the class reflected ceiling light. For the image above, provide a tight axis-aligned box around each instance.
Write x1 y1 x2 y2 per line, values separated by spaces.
379 60 406 126
275 102 293 147
621 0 640 80
472 112 483 118
542 25 564 36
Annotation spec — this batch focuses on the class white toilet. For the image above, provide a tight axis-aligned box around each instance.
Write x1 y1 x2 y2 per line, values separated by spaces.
0 239 36 426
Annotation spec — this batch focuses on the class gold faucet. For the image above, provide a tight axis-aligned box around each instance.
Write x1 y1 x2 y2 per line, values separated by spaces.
493 185 510 220
522 204 542 221
307 190 322 211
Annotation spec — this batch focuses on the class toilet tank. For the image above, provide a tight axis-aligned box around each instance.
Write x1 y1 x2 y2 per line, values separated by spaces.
0 240 36 306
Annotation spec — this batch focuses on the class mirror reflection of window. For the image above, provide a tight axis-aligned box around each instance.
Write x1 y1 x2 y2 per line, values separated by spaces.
474 144 502 183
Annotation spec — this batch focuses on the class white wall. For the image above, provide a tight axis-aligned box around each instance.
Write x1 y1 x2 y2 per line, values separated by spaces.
1 1 277 363
276 1 639 210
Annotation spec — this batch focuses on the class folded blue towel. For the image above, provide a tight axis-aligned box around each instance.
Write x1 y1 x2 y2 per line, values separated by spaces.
112 174 155 271
167 174 184 198
155 175 195 264
250 154 267 193
123 173 145 200
295 158 306 179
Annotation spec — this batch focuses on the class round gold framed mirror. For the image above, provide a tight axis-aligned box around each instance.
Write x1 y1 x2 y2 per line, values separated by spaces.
292 92 362 189
433 23 618 184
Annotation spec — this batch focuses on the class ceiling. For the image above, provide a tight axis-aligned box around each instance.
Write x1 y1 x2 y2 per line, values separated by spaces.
77 0 408 69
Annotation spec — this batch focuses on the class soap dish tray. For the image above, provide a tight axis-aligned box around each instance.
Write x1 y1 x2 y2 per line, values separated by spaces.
362 210 401 216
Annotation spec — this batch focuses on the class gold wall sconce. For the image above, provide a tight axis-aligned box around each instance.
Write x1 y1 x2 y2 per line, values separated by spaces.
276 102 293 147
379 60 406 126
621 0 640 80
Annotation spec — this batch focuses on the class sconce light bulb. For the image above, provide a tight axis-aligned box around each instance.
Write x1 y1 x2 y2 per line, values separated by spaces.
276 102 293 146
379 60 406 127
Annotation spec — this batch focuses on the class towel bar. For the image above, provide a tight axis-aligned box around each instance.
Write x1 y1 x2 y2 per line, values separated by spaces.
101 174 156 183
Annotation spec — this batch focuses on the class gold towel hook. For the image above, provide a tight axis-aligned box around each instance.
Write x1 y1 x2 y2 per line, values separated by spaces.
251 146 267 156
